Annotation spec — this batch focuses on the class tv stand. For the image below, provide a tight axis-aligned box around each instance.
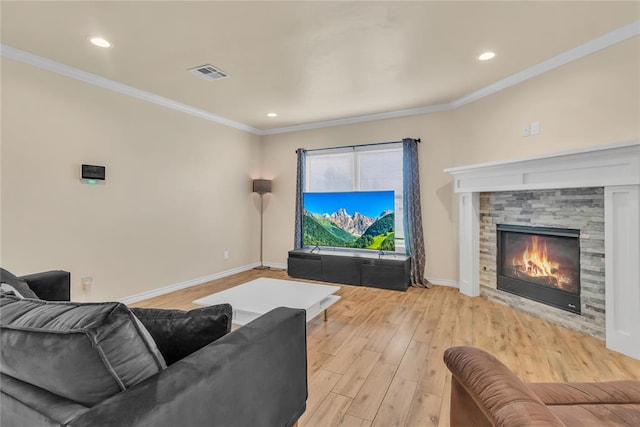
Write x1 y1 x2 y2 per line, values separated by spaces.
287 248 411 291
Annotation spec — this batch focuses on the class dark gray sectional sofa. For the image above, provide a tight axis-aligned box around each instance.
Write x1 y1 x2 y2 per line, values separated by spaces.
0 269 307 427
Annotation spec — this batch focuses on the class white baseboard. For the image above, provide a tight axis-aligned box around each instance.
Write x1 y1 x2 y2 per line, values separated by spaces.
427 277 459 288
266 262 287 269
117 265 458 305
119 263 260 305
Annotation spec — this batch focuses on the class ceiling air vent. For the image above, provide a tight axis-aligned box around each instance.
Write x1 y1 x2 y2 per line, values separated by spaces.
188 64 229 81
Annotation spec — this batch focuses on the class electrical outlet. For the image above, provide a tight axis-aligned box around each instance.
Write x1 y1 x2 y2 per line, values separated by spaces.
521 124 530 137
224 250 229 260
81 276 93 293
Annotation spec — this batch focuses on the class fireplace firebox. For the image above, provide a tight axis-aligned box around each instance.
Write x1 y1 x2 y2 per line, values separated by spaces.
497 224 581 314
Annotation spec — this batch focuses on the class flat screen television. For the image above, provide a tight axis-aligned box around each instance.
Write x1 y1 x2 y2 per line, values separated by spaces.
303 191 395 251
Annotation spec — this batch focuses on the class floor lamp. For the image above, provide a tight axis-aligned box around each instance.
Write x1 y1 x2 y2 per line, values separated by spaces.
253 179 272 270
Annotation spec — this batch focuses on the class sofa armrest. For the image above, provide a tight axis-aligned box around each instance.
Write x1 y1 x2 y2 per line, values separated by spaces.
444 346 565 427
20 270 70 301
68 307 308 427
528 381 640 405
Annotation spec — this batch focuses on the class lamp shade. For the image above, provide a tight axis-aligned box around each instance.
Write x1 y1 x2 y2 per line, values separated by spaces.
253 179 272 194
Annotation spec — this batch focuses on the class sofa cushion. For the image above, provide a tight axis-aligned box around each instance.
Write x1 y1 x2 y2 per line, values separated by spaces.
131 304 232 365
0 295 166 406
0 268 38 299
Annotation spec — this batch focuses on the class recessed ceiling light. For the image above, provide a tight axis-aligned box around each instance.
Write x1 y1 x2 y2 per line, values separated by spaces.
478 51 496 61
267 113 278 118
90 37 111 48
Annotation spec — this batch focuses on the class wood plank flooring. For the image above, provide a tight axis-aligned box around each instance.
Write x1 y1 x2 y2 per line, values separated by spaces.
132 269 640 426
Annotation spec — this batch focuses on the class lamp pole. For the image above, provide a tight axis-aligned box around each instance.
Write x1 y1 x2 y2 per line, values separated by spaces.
258 192 267 269
253 179 272 270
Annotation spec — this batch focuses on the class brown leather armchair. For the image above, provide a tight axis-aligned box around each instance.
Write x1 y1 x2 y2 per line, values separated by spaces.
444 346 640 426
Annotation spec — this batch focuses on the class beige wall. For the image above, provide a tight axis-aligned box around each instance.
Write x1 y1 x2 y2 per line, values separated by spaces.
451 37 639 166
1 59 262 301
2 35 637 298
261 113 458 282
261 36 639 284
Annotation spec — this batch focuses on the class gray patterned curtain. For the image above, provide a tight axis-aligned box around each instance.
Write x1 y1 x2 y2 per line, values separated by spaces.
403 138 430 288
293 148 306 248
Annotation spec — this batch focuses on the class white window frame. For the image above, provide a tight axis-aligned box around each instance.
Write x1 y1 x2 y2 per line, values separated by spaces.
304 144 405 253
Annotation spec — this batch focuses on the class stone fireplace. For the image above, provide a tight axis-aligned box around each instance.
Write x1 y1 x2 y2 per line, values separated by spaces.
480 189 604 338
445 141 640 360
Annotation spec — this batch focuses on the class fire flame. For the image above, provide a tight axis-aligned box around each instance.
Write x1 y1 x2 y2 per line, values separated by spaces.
512 236 571 285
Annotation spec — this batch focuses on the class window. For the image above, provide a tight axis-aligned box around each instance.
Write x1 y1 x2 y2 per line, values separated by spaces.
305 144 404 250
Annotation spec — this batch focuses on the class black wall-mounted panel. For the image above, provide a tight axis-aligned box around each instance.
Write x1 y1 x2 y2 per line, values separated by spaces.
82 164 106 180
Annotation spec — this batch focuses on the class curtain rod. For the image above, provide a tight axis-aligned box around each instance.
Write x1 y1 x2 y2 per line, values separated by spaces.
296 138 420 153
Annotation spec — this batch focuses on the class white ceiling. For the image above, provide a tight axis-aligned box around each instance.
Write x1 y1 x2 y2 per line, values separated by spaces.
1 1 639 133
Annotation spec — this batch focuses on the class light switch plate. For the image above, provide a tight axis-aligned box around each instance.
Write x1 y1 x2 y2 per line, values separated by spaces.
530 121 540 135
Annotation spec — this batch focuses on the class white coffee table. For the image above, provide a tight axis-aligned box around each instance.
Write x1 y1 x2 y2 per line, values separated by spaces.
193 278 341 325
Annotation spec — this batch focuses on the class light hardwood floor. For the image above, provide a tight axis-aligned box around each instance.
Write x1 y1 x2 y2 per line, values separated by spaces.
132 269 640 427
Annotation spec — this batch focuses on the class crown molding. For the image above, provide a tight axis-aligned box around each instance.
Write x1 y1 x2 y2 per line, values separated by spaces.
2 20 638 136
260 103 450 135
0 44 263 135
449 20 640 109
267 20 639 134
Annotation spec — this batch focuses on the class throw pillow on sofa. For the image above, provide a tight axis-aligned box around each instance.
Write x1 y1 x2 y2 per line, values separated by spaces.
131 304 232 365
0 295 166 406
0 268 38 299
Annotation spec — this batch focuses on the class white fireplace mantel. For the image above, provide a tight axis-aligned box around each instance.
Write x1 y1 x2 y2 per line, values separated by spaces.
444 140 640 360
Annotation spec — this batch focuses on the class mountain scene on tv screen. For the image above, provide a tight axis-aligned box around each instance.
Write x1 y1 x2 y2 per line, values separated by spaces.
303 207 395 251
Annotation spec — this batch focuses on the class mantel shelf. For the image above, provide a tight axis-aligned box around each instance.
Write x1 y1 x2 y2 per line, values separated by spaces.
444 140 640 193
